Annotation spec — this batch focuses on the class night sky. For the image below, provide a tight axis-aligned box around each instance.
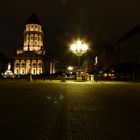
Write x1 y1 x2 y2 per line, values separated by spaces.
0 0 140 60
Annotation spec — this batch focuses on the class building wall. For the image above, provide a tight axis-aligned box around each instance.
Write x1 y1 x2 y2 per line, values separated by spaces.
97 25 140 72
96 25 140 81
97 45 119 70
82 58 94 74
117 31 140 64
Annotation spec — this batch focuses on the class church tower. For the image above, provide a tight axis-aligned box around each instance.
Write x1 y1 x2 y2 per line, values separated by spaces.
13 14 46 75
23 14 44 53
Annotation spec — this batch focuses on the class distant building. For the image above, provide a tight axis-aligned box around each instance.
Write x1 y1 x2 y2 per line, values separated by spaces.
97 24 140 70
114 24 140 81
13 14 55 75
82 58 95 75
96 24 140 81
97 45 119 70
116 24 140 64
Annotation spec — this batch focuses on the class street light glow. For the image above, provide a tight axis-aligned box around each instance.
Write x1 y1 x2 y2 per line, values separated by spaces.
67 66 73 71
70 39 89 80
70 39 88 56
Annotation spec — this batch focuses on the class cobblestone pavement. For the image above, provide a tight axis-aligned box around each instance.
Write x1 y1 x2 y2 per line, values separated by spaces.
0 81 140 140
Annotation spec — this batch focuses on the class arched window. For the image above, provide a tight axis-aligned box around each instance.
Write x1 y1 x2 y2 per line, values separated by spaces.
33 63 36 68
16 63 19 68
21 63 25 68
38 63 42 68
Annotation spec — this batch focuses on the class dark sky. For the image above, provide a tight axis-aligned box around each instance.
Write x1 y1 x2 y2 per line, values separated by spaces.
0 0 140 60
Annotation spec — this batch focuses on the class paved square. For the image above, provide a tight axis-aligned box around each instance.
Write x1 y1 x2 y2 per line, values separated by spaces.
0 81 140 140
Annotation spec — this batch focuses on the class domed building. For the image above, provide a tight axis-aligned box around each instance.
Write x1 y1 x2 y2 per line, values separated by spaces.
13 14 49 75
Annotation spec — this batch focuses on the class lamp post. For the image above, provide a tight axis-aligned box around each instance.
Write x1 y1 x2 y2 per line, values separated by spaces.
70 39 88 80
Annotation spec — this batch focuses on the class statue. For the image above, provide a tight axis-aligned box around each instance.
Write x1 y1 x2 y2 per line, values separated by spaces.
3 63 14 78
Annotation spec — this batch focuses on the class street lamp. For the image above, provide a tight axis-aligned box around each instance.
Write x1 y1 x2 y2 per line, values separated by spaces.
67 66 73 78
70 39 88 80
67 66 73 71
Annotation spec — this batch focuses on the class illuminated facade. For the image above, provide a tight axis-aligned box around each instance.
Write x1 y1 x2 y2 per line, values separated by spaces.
13 14 46 75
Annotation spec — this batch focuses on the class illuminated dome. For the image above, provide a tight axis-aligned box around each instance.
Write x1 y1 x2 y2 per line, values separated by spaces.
27 13 41 25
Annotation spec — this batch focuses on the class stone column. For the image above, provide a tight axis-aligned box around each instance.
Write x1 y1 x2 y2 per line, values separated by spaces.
31 59 33 75
19 60 22 75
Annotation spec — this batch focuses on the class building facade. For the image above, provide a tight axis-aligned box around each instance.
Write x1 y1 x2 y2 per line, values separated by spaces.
97 45 119 70
13 14 47 75
116 24 140 64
